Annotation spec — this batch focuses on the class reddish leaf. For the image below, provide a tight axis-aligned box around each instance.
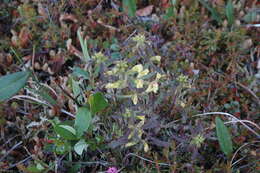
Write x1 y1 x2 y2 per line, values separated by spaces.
18 27 32 48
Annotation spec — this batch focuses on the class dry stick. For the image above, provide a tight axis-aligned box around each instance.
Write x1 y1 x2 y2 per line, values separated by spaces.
12 95 51 107
193 112 260 138
6 156 32 170
2 135 19 146
12 95 75 118
123 30 137 45
124 153 171 167
0 141 23 162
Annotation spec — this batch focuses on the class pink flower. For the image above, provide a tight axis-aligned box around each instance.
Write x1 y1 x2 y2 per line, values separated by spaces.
106 167 118 173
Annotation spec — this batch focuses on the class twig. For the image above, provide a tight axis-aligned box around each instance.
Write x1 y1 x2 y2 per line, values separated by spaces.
11 95 51 107
12 95 76 118
0 141 23 162
124 153 171 166
1 135 19 146
6 156 32 170
63 160 110 166
60 109 75 118
123 30 137 45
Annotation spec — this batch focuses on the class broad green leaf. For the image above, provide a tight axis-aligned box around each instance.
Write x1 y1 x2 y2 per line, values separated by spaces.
54 124 77 140
74 139 88 155
72 67 89 79
215 117 233 156
74 107 92 137
88 92 109 114
226 0 234 26
199 0 222 24
123 0 136 17
0 71 30 101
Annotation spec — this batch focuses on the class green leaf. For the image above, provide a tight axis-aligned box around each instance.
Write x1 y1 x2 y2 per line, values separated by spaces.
54 124 77 140
72 67 89 79
77 27 90 62
74 139 88 155
226 0 234 26
0 71 30 101
71 79 83 104
215 117 233 156
123 0 136 18
88 92 109 114
74 107 92 137
199 0 222 24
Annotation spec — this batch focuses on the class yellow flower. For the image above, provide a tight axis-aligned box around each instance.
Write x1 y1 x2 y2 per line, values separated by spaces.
135 79 144 88
156 73 162 80
106 68 118 75
145 81 159 93
131 94 138 105
137 69 149 78
105 80 125 89
143 141 149 152
150 55 161 63
131 64 143 73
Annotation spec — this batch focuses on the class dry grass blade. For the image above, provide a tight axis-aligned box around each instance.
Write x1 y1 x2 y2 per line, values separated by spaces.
193 112 260 137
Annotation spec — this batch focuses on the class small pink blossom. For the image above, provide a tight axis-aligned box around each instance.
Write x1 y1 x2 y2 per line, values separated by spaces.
106 167 118 173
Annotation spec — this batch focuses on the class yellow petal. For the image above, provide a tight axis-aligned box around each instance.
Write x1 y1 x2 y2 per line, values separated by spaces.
131 64 143 73
143 142 149 152
135 79 144 88
145 82 159 93
156 73 162 80
150 55 161 63
137 69 149 78
131 94 138 105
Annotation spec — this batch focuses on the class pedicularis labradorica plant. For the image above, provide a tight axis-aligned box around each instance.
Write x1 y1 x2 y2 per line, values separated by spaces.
0 31 194 155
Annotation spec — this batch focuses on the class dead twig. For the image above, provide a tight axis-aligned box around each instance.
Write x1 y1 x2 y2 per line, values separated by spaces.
0 141 23 162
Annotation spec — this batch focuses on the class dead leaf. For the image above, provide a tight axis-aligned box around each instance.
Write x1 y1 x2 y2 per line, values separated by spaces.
49 51 65 74
11 29 19 47
136 5 154 17
59 13 78 27
11 27 31 48
66 39 83 58
19 27 31 48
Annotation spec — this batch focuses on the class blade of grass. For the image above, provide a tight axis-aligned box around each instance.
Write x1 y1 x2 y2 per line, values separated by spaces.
199 0 222 24
77 27 90 62
226 0 234 26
